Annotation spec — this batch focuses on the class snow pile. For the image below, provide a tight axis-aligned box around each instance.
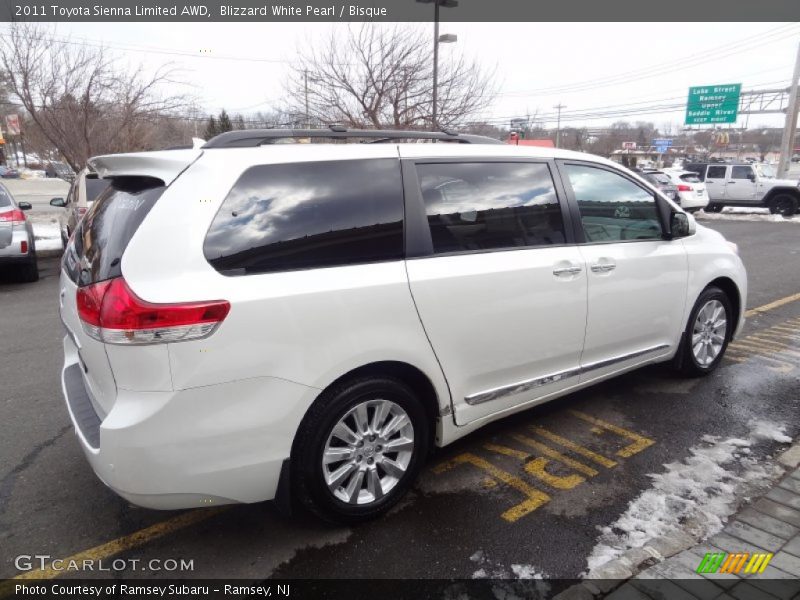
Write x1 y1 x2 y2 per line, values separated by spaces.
470 549 549 583
696 208 798 224
32 221 63 251
585 421 791 572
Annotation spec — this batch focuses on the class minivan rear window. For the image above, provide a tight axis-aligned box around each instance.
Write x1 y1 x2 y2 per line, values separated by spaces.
203 159 404 275
64 177 165 286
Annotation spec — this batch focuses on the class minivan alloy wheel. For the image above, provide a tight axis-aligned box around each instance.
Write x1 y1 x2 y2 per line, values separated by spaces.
691 299 727 366
322 399 414 505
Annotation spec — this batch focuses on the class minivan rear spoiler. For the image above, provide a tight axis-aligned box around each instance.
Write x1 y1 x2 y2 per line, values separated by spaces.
88 148 203 186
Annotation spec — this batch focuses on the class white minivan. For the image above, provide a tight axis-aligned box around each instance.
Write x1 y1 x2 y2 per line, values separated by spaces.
58 128 747 522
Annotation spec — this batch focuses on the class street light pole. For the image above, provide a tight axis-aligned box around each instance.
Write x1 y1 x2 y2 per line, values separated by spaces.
554 103 566 148
418 0 458 131
777 41 800 177
432 1 439 130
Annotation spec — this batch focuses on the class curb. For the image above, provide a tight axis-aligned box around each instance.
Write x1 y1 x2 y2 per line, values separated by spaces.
554 439 800 600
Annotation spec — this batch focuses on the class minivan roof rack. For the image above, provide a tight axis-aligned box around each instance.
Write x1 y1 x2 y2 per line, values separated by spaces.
202 127 504 148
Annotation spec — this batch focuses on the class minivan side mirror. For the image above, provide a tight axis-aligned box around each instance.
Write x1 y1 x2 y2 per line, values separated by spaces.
50 197 66 207
18 201 32 211
670 212 692 239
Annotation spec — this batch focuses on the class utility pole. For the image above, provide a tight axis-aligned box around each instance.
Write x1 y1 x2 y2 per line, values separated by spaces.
777 41 800 177
432 2 439 130
554 103 566 148
304 69 310 129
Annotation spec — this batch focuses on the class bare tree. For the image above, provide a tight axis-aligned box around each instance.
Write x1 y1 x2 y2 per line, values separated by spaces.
286 24 495 130
0 24 190 170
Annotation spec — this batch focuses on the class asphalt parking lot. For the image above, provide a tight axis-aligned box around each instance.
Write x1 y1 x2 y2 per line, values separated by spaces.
1 218 799 586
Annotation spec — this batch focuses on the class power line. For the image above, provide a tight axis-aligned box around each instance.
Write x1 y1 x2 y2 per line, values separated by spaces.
498 23 800 97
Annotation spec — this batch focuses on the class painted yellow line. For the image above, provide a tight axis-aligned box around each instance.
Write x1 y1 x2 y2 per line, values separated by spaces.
433 452 550 522
569 411 655 458
484 442 585 490
512 434 598 477
7 508 225 582
484 442 529 461
745 291 800 318
530 425 617 468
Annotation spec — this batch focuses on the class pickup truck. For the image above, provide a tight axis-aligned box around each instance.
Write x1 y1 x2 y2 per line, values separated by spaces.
684 162 800 217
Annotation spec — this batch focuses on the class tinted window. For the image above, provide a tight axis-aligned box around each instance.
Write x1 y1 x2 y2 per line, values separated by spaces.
416 162 564 254
85 177 111 203
563 164 662 243
647 173 672 185
203 159 404 275
65 177 164 286
679 173 701 183
731 166 753 179
706 166 727 179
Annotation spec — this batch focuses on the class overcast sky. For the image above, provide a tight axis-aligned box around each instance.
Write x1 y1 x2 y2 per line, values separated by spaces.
20 21 800 130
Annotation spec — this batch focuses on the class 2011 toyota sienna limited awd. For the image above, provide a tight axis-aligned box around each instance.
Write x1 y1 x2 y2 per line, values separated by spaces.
58 128 746 523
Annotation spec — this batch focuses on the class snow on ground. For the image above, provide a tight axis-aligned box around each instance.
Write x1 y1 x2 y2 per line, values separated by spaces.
695 207 798 224
28 216 63 252
470 549 549 582
585 420 791 573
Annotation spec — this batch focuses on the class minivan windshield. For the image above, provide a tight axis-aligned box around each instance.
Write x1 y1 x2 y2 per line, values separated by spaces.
85 177 111 203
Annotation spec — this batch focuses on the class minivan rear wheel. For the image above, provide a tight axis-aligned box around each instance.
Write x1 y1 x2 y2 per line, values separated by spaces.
676 286 732 376
292 376 429 524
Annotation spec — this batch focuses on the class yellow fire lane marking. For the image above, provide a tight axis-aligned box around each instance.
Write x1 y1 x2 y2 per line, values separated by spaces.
530 425 617 468
511 434 599 477
4 508 225 583
433 452 550 522
568 411 655 458
744 291 800 318
484 443 585 490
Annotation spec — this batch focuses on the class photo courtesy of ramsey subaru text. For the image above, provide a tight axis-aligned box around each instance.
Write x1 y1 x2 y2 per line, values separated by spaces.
58 129 746 523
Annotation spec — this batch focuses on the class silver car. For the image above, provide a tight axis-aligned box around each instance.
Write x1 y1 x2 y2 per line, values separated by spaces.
0 182 37 282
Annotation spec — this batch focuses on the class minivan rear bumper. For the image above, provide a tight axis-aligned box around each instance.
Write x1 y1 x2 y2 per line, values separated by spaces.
60 335 319 510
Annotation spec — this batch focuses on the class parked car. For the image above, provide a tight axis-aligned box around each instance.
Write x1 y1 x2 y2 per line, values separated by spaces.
58 128 747 523
684 162 800 216
2 168 20 179
45 161 75 181
50 168 111 247
0 182 37 282
635 169 679 203
661 170 709 213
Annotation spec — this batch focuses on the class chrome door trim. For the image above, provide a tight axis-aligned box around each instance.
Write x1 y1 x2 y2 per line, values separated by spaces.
464 344 670 406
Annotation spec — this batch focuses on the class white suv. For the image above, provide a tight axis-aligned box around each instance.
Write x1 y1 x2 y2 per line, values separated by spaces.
58 128 747 523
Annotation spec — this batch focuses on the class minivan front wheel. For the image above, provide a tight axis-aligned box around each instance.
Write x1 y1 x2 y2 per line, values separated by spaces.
293 377 429 523
677 286 732 376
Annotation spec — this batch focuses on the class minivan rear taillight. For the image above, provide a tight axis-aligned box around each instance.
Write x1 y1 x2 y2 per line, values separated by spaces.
77 277 230 345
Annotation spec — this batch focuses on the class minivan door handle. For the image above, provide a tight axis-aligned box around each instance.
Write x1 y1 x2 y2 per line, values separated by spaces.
552 265 582 276
590 262 616 273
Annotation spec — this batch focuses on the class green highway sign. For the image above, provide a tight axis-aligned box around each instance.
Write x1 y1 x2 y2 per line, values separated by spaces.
685 83 741 125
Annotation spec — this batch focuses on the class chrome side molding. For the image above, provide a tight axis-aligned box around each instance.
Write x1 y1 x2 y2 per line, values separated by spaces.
464 344 670 406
